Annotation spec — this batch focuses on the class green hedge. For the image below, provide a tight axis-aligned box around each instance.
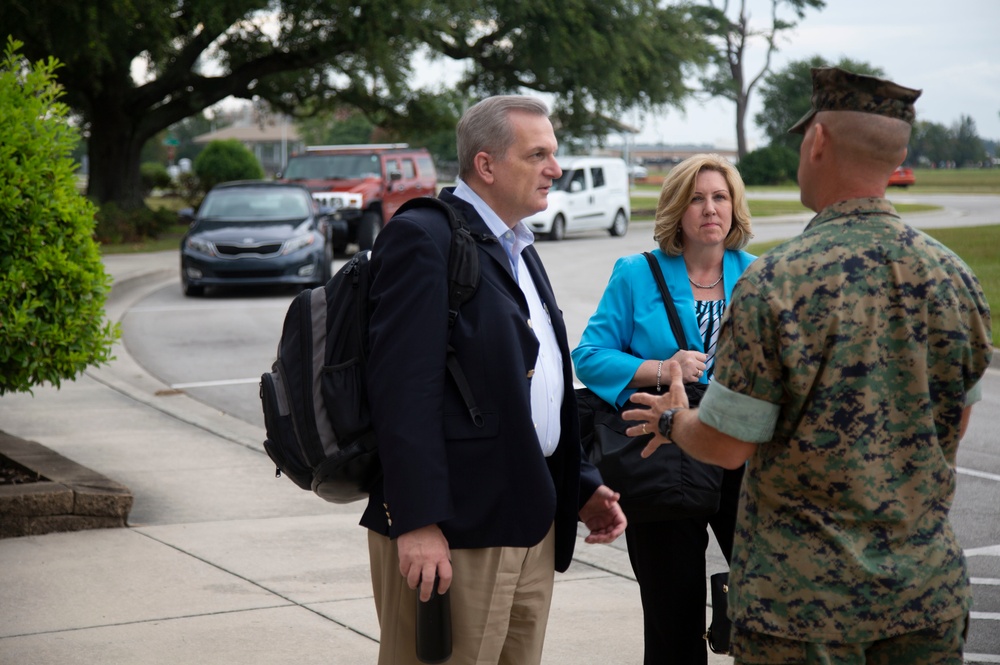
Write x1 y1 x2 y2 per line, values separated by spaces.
0 38 118 394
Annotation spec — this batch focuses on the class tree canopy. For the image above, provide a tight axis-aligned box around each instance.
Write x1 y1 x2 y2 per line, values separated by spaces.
755 56 883 152
3 0 714 210
910 116 988 168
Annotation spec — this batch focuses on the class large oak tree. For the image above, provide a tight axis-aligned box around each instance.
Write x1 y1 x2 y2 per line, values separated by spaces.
3 0 713 210
697 0 824 158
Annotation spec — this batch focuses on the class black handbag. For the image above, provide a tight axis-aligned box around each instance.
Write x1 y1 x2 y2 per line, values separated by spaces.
576 252 724 523
705 572 732 654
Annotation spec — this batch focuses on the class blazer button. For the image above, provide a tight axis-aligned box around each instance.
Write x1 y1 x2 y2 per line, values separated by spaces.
526 318 533 329
526 368 535 379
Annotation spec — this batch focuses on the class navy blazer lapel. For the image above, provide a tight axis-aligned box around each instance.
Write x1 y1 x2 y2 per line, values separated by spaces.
522 247 568 345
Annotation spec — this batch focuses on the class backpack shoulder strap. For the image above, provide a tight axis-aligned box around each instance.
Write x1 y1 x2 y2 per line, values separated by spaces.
394 197 480 327
642 251 689 351
393 196 483 427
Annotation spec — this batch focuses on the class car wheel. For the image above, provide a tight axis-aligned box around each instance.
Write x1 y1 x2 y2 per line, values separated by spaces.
609 209 628 237
548 214 566 241
357 211 382 251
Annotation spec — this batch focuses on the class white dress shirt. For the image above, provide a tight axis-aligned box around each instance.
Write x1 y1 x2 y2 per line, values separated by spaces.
452 181 564 456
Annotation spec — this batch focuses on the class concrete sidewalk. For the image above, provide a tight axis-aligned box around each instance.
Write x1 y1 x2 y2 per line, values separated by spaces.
0 250 733 664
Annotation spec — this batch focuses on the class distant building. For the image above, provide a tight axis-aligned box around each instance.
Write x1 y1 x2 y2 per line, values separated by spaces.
598 144 739 165
193 120 303 176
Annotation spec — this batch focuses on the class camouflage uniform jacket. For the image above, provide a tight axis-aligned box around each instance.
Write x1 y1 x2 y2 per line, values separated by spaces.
697 197 993 642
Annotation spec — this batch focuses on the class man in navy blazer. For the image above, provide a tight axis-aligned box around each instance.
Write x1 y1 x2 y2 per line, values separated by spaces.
362 95 627 664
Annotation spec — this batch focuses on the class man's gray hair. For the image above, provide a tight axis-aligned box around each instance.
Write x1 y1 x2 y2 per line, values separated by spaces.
457 96 551 180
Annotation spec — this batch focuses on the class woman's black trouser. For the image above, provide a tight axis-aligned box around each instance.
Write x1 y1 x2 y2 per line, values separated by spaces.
624 465 743 665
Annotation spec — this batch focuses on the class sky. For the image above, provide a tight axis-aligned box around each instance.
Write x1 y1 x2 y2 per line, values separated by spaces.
618 0 1000 149
193 0 999 151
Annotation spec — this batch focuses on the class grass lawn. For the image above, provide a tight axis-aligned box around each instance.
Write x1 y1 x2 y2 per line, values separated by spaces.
632 194 938 219
100 223 188 254
904 168 1000 194
749 225 1000 347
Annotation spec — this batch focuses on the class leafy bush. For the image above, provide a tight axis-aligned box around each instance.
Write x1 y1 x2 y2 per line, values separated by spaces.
193 139 264 191
174 171 204 208
738 145 800 186
0 38 118 394
93 202 176 244
140 161 172 195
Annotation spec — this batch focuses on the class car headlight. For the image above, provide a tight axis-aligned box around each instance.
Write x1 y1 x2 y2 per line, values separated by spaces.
281 232 318 255
185 237 215 256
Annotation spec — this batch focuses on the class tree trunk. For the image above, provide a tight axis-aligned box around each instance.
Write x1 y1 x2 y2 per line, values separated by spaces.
735 92 749 160
86 106 149 210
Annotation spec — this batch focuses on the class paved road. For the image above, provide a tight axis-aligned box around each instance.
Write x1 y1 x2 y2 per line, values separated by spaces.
123 193 1000 662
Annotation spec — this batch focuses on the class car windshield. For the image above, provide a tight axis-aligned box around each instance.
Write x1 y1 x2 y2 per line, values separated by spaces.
283 153 381 180
199 188 311 220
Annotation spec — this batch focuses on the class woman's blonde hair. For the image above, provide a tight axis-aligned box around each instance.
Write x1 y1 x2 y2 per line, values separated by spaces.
652 154 753 256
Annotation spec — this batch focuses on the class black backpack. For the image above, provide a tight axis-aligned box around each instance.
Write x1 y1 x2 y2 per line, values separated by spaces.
260 196 482 503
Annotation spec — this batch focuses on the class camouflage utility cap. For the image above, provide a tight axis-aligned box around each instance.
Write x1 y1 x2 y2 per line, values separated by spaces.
788 67 922 134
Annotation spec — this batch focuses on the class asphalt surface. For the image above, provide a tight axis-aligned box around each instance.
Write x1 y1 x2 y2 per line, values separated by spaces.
0 250 732 664
3 198 998 662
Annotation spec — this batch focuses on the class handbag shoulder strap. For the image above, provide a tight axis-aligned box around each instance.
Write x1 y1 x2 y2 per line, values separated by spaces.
642 251 689 351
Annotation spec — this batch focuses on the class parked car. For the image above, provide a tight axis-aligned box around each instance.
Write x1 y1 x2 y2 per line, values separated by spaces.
628 163 649 179
179 181 335 297
888 166 916 187
277 143 437 253
523 156 631 240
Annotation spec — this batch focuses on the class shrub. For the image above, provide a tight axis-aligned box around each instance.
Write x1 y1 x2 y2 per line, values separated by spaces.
0 38 118 394
93 202 176 244
193 139 264 191
140 161 172 195
174 171 205 208
738 145 800 186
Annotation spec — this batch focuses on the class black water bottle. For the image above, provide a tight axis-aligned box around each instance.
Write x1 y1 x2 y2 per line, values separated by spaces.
415 576 452 663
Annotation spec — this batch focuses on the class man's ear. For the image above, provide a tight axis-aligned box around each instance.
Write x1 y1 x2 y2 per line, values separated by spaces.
473 151 495 184
810 122 827 162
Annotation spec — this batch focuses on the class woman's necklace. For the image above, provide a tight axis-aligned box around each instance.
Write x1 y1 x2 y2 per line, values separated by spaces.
688 272 723 289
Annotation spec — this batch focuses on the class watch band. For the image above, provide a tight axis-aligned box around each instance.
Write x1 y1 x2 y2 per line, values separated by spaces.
658 408 683 441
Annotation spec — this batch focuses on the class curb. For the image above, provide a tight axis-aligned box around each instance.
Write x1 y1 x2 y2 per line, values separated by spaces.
0 431 132 539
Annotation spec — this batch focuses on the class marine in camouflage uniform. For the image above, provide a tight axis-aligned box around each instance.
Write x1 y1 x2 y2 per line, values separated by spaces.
705 197 992 657
622 67 993 663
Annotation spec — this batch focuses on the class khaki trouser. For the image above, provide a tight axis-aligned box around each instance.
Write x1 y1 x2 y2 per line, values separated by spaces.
368 525 556 665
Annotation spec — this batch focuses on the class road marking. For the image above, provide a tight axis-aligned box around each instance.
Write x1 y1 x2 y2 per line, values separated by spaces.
971 612 1000 621
958 467 1000 483
965 655 1000 664
967 544 1000 557
170 378 261 389
972 578 1000 586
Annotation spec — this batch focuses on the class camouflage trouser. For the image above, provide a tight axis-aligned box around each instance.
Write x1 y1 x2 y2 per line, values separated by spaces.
731 613 968 665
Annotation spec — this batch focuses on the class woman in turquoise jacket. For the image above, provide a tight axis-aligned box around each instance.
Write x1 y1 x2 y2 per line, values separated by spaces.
572 154 755 664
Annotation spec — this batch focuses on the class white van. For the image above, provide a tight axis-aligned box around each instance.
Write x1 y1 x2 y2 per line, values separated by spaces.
524 156 630 240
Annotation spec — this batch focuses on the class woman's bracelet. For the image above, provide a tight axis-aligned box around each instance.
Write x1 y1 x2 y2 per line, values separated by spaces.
656 360 664 392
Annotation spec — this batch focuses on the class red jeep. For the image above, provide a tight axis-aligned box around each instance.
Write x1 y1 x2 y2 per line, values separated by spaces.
279 144 438 252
